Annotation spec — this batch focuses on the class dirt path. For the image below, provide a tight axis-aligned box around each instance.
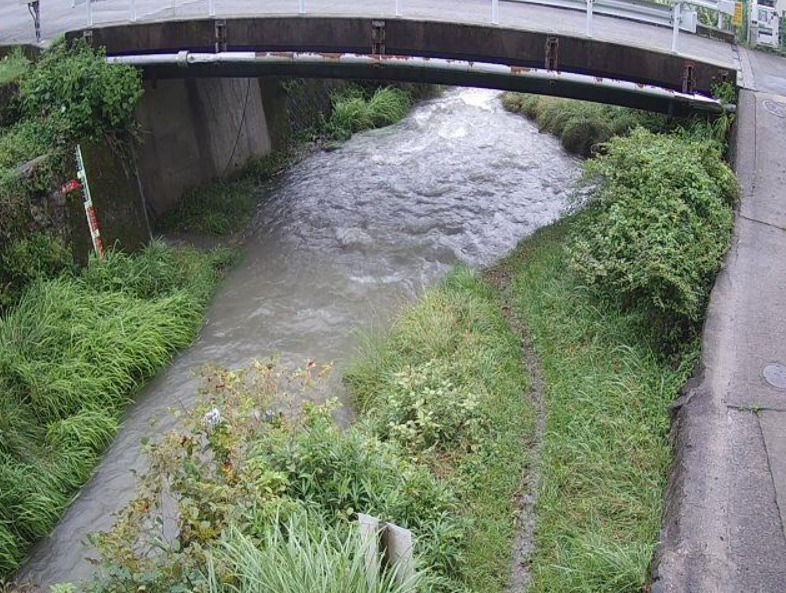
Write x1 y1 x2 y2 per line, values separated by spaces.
484 262 547 593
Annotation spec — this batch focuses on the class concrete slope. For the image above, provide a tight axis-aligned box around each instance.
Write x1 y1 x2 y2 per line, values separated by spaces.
653 85 786 592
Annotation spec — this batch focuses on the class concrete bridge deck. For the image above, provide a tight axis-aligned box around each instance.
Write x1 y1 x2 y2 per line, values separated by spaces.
2 0 739 77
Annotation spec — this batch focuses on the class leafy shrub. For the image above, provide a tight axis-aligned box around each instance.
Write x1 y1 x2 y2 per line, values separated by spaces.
89 363 466 593
19 40 142 142
0 233 74 309
364 360 487 454
568 128 737 332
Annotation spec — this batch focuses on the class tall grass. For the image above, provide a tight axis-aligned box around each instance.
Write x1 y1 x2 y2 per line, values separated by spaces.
207 514 422 593
346 267 533 592
159 152 290 236
0 49 29 87
0 242 231 576
501 93 668 156
326 87 412 141
504 220 699 592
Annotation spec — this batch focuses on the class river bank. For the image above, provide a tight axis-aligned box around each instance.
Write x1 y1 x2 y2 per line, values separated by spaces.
16 87 579 586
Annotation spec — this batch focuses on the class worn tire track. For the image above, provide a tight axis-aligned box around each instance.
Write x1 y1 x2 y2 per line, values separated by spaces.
484 262 547 593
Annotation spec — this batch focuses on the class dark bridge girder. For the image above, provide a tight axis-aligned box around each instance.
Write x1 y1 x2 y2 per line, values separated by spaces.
70 16 735 97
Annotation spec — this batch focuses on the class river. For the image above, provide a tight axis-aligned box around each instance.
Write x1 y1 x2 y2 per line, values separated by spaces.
19 87 580 585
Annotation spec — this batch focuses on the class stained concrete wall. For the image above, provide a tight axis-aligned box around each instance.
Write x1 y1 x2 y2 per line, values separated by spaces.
134 77 274 215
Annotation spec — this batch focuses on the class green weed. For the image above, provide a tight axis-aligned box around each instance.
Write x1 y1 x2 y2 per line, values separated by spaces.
326 86 412 141
0 243 230 576
0 49 29 87
503 220 700 593
207 516 422 593
501 93 669 156
159 152 289 235
346 267 532 592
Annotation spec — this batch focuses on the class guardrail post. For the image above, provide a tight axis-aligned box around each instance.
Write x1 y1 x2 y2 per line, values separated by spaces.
299 0 306 14
130 0 137 21
395 0 403 17
492 0 499 24
86 0 93 27
208 0 215 17
671 2 681 52
586 0 594 37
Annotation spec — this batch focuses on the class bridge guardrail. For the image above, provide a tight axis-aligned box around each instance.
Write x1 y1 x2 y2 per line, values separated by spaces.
8 0 734 53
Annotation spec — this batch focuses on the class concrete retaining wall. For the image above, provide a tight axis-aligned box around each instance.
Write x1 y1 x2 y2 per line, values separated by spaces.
134 76 274 215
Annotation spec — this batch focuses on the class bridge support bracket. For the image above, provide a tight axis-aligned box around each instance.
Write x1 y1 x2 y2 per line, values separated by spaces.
545 36 559 71
371 20 386 56
215 19 227 53
682 61 696 94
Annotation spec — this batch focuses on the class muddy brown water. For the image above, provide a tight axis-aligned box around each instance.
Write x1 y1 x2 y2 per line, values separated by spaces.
18 87 580 585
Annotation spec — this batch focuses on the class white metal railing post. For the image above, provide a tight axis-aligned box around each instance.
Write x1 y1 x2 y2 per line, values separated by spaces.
208 0 215 17
671 2 681 52
492 0 499 24
299 0 306 14
86 0 93 27
395 0 403 17
586 0 594 36
130 0 137 22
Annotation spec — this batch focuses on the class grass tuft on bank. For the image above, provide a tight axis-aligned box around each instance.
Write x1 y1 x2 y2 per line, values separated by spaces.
0 243 231 576
0 49 30 87
326 86 413 141
501 93 669 156
159 152 290 236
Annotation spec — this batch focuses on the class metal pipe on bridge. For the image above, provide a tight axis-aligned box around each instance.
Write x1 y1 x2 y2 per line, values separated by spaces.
107 50 727 114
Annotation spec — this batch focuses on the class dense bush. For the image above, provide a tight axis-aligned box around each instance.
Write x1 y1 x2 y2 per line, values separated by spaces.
568 128 737 332
0 243 230 576
19 41 141 142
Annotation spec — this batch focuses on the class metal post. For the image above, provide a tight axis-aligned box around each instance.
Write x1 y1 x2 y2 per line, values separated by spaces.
208 0 215 16
586 0 594 37
492 0 499 24
171 0 175 16
87 0 93 27
396 0 403 17
671 2 682 52
130 0 137 22
299 0 306 14
717 11 724 30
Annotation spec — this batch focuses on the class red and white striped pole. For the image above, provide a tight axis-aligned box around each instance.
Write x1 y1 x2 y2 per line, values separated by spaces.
75 144 105 259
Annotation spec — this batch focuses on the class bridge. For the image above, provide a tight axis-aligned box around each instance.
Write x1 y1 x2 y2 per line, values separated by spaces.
6 1 786 592
2 0 745 113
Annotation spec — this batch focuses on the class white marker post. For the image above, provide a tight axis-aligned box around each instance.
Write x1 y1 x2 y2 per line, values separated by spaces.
492 0 499 24
396 0 403 17
671 2 682 52
586 0 594 37
299 0 305 14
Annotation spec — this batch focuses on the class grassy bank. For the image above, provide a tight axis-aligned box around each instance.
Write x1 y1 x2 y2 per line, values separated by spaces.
503 220 698 592
0 243 231 576
85 268 531 593
501 93 668 156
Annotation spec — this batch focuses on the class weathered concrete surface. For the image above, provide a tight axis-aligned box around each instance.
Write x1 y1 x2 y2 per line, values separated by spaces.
2 1 739 90
653 77 786 592
134 76 272 214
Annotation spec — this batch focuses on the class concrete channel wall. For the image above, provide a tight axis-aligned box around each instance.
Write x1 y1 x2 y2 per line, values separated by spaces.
134 76 275 215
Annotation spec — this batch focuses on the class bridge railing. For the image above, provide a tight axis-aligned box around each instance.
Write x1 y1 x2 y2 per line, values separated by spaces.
6 0 735 53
